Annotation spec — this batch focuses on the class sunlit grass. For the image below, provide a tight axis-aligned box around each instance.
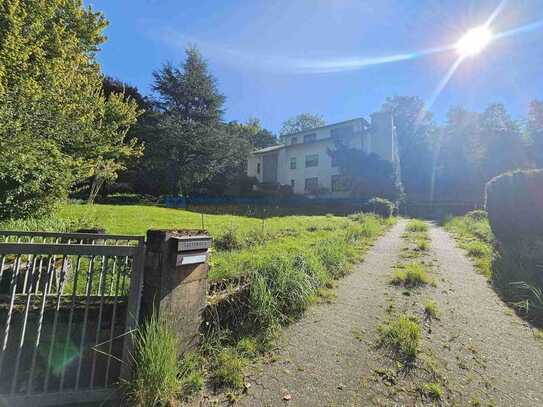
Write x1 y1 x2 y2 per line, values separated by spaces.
391 262 434 288
406 219 428 233
378 314 421 361
424 299 439 319
444 212 494 278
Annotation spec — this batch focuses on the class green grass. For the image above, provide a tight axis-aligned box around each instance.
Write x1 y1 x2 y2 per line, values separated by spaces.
54 203 352 237
415 238 430 252
424 300 439 319
444 213 494 278
378 314 421 361
22 203 390 283
212 348 246 390
123 314 180 406
406 219 428 233
419 382 444 399
178 352 206 398
391 262 434 288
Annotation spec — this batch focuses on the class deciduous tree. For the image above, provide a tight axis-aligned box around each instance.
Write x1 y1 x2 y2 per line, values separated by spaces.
0 0 141 217
279 113 325 135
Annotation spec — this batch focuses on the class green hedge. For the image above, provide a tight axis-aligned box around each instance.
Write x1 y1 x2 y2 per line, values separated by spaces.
485 169 543 242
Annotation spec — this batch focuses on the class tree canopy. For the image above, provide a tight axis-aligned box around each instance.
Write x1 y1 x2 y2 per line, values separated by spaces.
0 0 141 218
147 47 247 196
279 113 326 135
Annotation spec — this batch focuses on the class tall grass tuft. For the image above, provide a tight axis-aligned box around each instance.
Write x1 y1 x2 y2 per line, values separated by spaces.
0 210 100 232
391 262 434 288
378 314 421 361
124 314 180 406
406 219 428 233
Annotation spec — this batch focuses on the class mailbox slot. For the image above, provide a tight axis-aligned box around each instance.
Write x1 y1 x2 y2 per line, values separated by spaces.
176 235 212 252
176 250 208 266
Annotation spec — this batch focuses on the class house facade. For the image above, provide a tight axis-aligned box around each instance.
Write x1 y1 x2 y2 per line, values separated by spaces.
247 112 397 197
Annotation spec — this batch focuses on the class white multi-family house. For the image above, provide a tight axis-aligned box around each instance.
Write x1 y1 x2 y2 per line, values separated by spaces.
247 112 397 197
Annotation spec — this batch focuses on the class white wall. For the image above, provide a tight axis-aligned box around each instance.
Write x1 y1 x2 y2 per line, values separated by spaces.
247 117 394 196
247 154 263 182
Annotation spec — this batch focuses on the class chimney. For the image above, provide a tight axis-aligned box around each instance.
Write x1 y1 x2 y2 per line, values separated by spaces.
369 112 395 162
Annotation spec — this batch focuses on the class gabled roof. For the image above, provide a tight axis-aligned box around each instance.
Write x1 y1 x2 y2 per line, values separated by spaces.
252 144 285 155
279 117 366 138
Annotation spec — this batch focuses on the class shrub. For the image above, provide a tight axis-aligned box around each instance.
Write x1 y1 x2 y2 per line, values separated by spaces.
214 229 243 251
366 197 395 218
485 169 543 243
391 263 433 288
96 193 157 205
124 314 180 406
378 314 421 361
0 139 73 220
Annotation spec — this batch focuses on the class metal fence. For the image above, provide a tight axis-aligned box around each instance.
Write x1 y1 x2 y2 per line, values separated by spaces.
0 231 145 406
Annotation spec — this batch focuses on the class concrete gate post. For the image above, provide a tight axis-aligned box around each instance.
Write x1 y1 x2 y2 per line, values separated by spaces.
141 229 212 352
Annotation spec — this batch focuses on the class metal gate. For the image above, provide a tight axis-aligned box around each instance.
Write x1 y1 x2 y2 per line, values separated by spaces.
0 230 145 406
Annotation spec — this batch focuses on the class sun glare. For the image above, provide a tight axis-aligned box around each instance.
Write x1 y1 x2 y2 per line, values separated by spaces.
456 26 493 57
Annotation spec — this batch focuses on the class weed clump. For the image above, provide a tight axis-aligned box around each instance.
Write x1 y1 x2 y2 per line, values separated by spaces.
424 300 439 319
178 352 206 398
124 314 180 406
213 348 246 390
378 314 421 361
407 219 428 233
391 262 434 288
415 238 430 251
419 382 443 399
464 240 491 258
214 228 243 251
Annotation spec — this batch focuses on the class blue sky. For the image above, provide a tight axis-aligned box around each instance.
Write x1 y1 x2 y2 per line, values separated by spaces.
86 0 543 133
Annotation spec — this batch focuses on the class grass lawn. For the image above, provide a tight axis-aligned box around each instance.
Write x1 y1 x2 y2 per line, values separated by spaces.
57 203 352 237
3 203 393 281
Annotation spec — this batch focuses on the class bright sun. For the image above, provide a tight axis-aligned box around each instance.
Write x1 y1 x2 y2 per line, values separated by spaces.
456 26 493 57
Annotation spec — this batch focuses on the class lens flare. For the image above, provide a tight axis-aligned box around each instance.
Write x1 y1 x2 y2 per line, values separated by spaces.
456 26 493 57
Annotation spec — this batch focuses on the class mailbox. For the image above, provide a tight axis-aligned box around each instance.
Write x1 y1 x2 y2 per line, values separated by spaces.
173 234 212 266
143 229 213 353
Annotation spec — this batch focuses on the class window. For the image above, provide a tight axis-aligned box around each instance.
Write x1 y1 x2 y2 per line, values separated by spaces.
331 175 352 192
331 153 338 167
305 154 319 168
290 157 296 169
256 163 261 174
305 177 318 193
290 136 298 145
303 133 316 143
290 179 295 188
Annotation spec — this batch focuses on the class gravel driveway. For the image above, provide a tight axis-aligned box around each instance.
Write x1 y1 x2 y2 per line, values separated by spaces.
201 220 543 406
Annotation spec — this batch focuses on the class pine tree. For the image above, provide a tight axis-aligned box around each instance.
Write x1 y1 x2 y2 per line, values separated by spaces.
151 47 237 195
